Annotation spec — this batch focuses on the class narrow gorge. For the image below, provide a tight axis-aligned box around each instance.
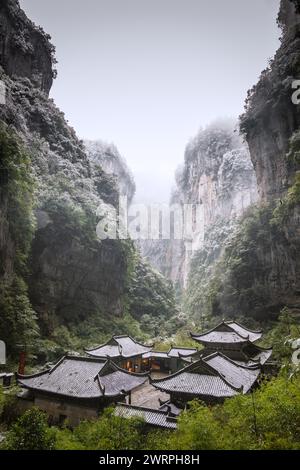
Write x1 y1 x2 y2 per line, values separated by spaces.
143 0 300 327
0 0 177 361
1 0 300 454
0 0 300 358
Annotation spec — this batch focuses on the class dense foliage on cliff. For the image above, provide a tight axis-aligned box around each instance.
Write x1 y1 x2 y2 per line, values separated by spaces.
185 128 300 323
0 124 39 357
141 119 257 296
0 94 177 364
128 257 178 337
0 0 179 365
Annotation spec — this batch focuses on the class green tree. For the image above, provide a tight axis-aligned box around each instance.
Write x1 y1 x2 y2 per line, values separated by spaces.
0 124 39 358
0 276 39 357
3 408 56 450
166 376 300 450
262 307 300 363
167 401 223 450
55 408 146 450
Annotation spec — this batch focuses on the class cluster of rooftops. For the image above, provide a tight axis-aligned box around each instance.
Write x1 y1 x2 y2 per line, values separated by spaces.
17 320 273 429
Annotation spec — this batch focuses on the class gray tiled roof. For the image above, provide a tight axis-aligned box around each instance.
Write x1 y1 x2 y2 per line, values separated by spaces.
191 321 262 345
98 370 147 396
242 343 273 365
152 353 261 398
159 401 183 416
251 348 272 365
18 356 148 399
86 336 152 359
203 353 260 393
153 372 238 397
168 347 198 358
142 347 198 360
114 404 178 429
201 343 272 366
142 351 169 359
0 373 14 379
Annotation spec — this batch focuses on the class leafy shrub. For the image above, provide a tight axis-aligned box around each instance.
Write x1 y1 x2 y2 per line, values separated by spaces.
3 408 56 450
0 124 39 357
55 408 146 450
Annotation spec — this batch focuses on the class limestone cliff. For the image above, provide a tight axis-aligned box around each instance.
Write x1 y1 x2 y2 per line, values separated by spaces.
222 0 300 320
85 140 136 204
240 0 300 201
0 0 55 94
187 0 300 322
142 120 258 293
0 0 176 354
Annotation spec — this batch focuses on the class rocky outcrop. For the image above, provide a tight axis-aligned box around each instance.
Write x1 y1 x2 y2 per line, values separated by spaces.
85 140 136 204
142 120 258 291
0 0 175 345
176 121 257 240
188 0 300 322
240 0 300 201
224 0 300 319
0 0 55 94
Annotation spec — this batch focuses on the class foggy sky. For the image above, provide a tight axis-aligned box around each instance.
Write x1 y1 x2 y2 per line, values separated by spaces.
20 0 281 203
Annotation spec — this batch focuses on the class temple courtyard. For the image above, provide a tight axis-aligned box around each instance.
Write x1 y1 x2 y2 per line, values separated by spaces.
15 321 275 429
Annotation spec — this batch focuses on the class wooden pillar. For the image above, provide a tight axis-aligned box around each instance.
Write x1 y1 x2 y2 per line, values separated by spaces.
18 351 26 375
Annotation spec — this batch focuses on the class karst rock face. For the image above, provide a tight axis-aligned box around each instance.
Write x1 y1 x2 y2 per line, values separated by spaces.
0 0 130 330
0 0 176 337
241 0 300 202
184 0 300 321
84 140 136 205
235 0 300 317
144 1 300 320
141 121 258 291
0 0 54 95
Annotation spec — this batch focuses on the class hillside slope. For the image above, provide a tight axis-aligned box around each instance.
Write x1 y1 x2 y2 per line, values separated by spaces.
0 0 176 357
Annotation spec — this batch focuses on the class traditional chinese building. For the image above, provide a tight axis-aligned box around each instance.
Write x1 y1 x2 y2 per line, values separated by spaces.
151 352 261 407
85 335 153 373
191 320 272 366
17 355 148 427
114 403 178 430
142 347 199 374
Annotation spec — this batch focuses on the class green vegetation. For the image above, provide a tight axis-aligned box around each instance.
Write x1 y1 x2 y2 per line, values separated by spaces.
0 309 300 451
31 248 178 364
0 124 39 357
128 257 178 338
3 372 300 450
287 130 300 167
164 376 300 450
0 124 36 273
55 408 147 450
35 312 150 364
185 197 299 322
0 276 39 358
185 131 300 324
185 204 276 321
272 172 300 225
260 307 300 364
2 408 56 450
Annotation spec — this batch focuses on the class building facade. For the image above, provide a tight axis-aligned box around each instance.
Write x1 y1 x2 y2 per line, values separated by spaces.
86 335 153 373
151 352 262 407
17 355 148 427
191 320 272 366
